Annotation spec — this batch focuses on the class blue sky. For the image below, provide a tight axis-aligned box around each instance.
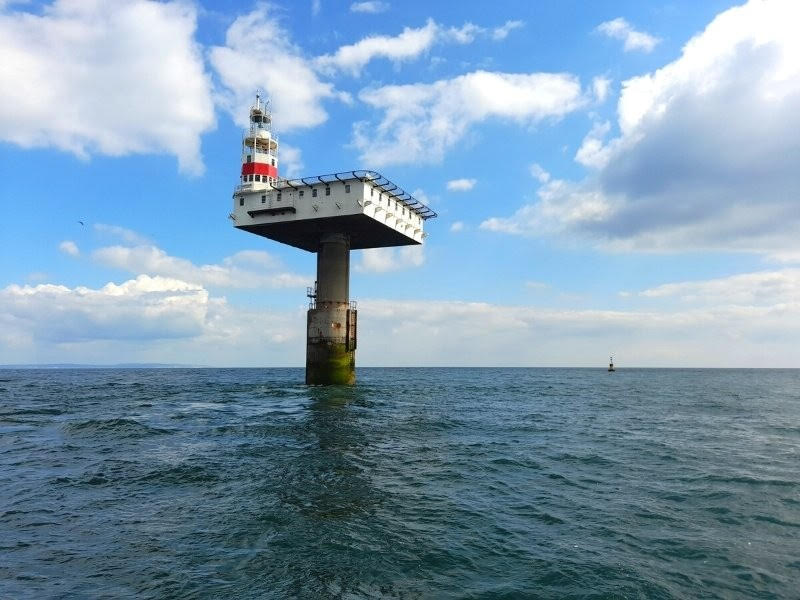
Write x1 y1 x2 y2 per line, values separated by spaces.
1 0 798 367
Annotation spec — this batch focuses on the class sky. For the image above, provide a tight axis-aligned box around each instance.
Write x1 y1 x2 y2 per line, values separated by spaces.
1 0 798 367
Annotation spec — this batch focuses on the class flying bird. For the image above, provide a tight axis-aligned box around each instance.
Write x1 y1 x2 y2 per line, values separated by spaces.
78 220 84 226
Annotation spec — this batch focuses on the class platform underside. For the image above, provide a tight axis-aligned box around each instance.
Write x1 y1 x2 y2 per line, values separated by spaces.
236 214 420 252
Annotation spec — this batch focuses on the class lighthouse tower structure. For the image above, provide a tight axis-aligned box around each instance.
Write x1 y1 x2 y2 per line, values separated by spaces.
239 93 279 191
230 95 436 385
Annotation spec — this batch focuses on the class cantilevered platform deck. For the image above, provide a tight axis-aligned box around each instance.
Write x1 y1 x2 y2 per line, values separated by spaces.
231 171 436 252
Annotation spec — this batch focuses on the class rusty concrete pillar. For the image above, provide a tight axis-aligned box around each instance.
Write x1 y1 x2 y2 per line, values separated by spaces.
306 233 356 385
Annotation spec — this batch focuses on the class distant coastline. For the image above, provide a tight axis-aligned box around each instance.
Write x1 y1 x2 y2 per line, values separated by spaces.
0 363 205 369
1 365 796 370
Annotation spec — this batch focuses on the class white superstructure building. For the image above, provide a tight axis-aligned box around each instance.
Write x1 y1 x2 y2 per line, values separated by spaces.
232 171 435 251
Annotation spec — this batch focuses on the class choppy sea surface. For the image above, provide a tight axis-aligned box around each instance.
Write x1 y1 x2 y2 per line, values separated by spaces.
1 368 799 599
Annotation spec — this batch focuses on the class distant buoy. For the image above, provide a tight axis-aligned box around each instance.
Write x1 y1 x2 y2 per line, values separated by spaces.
608 356 615 372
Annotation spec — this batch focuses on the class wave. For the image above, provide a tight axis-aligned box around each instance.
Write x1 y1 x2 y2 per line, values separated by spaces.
63 418 173 438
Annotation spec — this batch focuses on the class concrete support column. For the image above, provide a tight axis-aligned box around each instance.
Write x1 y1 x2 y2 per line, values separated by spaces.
306 233 356 385
316 233 349 304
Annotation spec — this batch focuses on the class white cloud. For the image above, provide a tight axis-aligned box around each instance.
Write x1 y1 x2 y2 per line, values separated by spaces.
480 177 613 235
209 7 346 131
450 221 465 232
446 178 476 192
592 76 611 102
279 143 304 178
638 268 800 306
0 0 215 175
355 70 587 166
0 275 302 365
312 0 321 16
91 244 311 289
356 296 800 367
3 269 799 367
356 245 425 273
529 163 550 183
94 223 151 246
1 275 209 344
315 19 439 75
442 23 483 45
350 1 389 14
59 240 79 257
767 251 800 265
574 121 612 168
484 0 800 256
316 19 524 76
597 17 660 53
492 20 524 41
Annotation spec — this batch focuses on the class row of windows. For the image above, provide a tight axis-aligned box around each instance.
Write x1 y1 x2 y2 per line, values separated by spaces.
261 192 282 203
238 182 420 222
242 174 276 184
239 179 354 195
296 184 349 198
239 180 418 217
368 187 417 219
244 155 276 166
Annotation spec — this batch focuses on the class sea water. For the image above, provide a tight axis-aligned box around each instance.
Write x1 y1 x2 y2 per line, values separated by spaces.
1 367 798 599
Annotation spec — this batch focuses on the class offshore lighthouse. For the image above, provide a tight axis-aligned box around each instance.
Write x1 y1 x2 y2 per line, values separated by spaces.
230 95 436 385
